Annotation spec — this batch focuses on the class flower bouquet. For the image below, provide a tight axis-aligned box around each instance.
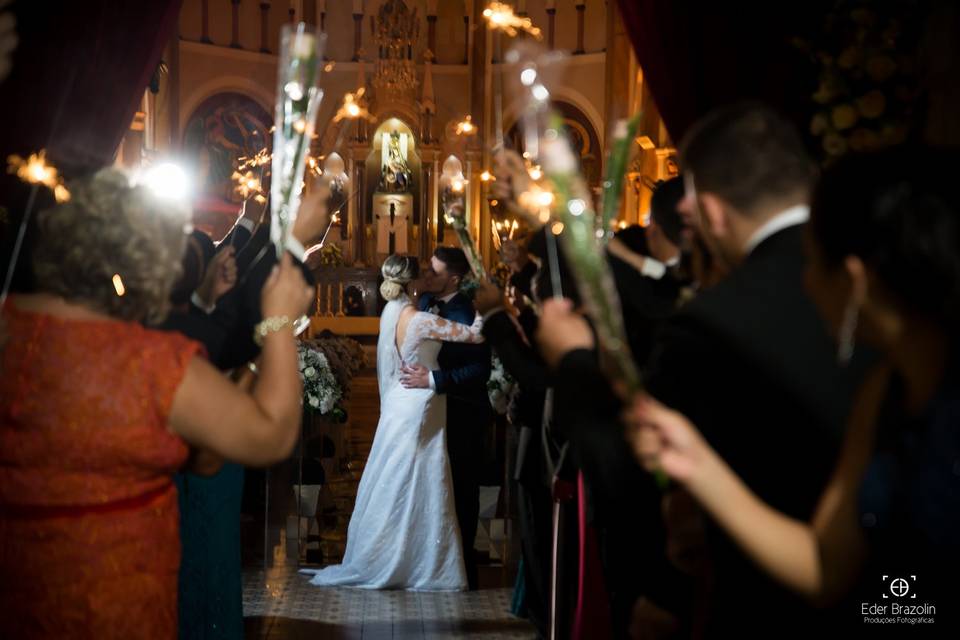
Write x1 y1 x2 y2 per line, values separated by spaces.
487 353 518 417
297 341 342 416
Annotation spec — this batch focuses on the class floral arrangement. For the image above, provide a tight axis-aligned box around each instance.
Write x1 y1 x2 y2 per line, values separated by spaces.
795 0 923 160
489 261 512 290
306 334 367 399
487 353 518 417
317 242 344 267
297 341 341 416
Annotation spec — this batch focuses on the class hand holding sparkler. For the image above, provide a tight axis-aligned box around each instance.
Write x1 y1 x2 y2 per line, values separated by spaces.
292 178 332 246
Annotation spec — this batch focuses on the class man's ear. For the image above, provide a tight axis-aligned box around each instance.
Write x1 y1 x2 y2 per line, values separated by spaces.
699 193 729 238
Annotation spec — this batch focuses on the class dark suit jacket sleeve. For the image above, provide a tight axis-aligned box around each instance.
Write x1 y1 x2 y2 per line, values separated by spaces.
431 301 491 397
556 347 694 614
482 310 548 394
215 243 316 370
217 222 252 252
234 224 270 274
644 314 727 443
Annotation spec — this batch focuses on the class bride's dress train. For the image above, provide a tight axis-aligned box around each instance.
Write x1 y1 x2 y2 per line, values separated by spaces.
300 296 483 590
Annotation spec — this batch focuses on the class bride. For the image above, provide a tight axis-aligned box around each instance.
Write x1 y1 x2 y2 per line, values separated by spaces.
301 255 484 591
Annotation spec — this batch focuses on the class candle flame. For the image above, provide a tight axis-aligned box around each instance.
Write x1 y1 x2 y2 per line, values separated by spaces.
112 273 126 297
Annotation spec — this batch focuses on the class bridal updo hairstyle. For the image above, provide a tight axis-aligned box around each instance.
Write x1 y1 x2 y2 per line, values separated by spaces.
31 169 189 324
380 254 419 301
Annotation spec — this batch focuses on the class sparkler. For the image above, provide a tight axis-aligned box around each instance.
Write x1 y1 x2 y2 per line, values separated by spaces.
455 115 476 136
333 87 375 123
482 2 543 39
7 151 70 202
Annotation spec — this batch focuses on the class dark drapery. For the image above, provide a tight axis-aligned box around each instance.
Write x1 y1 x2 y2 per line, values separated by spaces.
0 0 181 176
0 0 181 289
615 0 831 144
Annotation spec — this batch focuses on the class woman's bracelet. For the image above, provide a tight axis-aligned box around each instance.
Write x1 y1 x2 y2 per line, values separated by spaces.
253 315 292 346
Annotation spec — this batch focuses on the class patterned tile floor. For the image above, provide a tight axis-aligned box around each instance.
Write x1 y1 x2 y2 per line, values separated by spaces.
243 568 536 639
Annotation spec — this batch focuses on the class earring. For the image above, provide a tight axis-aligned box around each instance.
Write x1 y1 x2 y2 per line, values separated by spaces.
837 299 859 366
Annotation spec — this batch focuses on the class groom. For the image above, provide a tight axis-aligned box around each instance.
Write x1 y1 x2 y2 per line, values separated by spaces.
400 247 492 590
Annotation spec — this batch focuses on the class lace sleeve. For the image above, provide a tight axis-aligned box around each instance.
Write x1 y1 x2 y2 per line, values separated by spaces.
412 312 484 344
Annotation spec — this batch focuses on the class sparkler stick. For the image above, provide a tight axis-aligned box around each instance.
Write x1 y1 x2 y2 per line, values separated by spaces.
2 152 70 308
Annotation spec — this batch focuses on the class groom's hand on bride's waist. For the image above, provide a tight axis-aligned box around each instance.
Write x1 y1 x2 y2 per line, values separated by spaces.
400 363 432 389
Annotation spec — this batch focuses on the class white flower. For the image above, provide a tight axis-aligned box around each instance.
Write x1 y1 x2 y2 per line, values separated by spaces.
304 366 316 378
291 32 316 59
308 395 320 408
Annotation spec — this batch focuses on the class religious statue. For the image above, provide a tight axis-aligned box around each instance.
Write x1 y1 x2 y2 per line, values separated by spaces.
377 131 411 193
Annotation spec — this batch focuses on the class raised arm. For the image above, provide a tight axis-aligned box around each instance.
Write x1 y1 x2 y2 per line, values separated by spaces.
415 311 484 344
168 254 314 467
627 365 890 603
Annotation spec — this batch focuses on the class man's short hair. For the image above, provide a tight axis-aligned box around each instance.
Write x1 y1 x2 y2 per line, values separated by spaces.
433 246 470 279
680 102 815 217
650 177 686 247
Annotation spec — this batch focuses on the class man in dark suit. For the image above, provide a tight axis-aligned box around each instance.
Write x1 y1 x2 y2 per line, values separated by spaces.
537 104 867 637
399 247 492 590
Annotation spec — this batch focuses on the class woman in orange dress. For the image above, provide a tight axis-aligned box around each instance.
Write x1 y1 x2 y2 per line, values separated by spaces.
0 170 314 638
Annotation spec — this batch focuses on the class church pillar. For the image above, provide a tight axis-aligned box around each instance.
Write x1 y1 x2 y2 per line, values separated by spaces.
575 2 586 54
230 0 242 49
259 2 271 53
352 1 364 61
427 15 437 55
546 0 556 50
200 0 212 43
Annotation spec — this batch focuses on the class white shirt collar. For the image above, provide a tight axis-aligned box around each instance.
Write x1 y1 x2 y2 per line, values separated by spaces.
745 205 810 255
439 291 459 304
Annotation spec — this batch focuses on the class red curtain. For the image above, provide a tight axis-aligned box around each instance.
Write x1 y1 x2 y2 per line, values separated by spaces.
0 0 181 289
615 0 830 143
0 0 181 179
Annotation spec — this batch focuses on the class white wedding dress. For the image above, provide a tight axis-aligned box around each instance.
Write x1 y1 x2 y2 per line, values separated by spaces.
300 295 484 591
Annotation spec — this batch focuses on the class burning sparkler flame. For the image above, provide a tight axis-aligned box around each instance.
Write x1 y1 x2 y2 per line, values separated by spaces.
482 2 543 39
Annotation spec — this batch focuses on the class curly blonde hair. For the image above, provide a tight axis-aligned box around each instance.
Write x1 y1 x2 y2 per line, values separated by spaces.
31 169 189 324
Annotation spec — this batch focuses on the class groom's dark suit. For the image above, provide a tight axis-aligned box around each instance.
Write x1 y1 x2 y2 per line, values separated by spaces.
419 292 492 589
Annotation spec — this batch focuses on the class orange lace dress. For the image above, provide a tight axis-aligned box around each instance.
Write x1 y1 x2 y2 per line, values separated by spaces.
0 302 201 638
